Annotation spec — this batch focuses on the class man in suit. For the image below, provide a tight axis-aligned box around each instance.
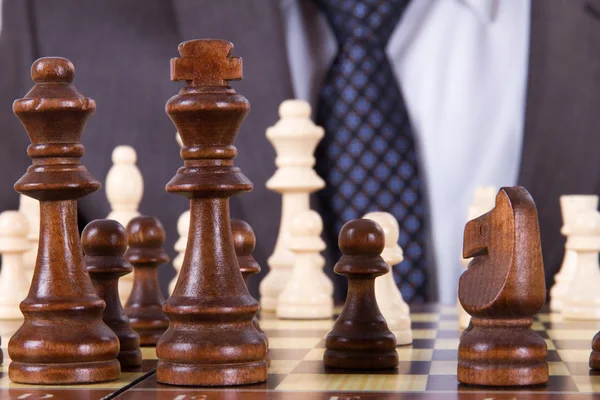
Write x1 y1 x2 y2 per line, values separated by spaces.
0 0 597 304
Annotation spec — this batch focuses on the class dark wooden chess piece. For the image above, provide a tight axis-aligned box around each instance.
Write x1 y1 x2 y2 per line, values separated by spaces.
83 219 143 370
458 186 548 386
124 216 169 346
324 219 398 369
231 219 270 366
156 39 267 386
9 57 120 384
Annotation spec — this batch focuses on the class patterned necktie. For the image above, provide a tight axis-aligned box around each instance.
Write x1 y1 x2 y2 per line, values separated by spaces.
315 0 428 302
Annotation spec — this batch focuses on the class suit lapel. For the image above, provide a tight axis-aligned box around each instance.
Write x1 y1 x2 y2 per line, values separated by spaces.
520 0 600 283
170 0 295 291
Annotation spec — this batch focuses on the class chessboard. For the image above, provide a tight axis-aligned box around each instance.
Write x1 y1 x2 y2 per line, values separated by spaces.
2 304 599 399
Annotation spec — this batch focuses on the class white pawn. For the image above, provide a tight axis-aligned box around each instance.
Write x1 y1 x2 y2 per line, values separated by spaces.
562 210 600 320
550 195 599 312
106 145 144 303
276 211 333 319
169 209 189 296
364 212 412 345
458 186 496 329
0 211 31 319
260 100 326 311
18 194 39 282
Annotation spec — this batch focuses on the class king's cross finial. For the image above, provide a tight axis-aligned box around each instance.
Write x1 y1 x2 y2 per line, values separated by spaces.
171 39 242 86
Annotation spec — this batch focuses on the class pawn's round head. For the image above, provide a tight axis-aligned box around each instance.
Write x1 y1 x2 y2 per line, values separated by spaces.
279 99 311 119
363 212 399 247
31 57 74 84
126 216 165 249
339 219 385 256
82 219 127 256
291 210 323 238
112 145 137 165
231 219 255 256
0 211 29 238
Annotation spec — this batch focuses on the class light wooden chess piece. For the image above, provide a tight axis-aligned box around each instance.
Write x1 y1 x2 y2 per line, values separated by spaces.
363 211 412 345
105 145 144 304
561 210 600 320
18 194 39 282
260 99 326 312
550 195 599 312
458 186 496 329
169 132 189 296
0 211 30 319
169 209 189 295
277 210 333 319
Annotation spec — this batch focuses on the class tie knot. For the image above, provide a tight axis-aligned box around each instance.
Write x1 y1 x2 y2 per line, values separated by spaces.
316 0 411 44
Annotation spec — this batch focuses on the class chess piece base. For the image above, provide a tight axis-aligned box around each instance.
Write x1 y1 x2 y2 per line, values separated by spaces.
260 268 292 312
276 302 333 320
118 348 143 369
324 349 398 370
9 360 120 385
458 324 548 386
156 359 267 386
392 329 413 346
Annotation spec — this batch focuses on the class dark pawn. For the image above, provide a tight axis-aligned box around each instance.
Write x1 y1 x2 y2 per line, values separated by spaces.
231 219 270 366
83 220 143 370
324 219 398 369
591 332 600 369
124 216 169 346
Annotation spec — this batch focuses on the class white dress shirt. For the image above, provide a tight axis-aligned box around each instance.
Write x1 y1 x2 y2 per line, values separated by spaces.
281 0 531 304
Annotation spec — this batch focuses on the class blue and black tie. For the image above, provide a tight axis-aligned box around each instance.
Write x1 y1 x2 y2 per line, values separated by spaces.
314 0 428 302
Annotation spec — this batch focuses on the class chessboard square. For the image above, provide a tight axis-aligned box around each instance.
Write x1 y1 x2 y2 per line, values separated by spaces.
434 338 459 350
270 348 311 360
397 348 433 361
411 313 439 322
425 374 459 391
547 350 562 362
566 361 594 375
553 339 592 350
557 349 593 363
275 373 428 391
545 375 579 392
440 305 457 315
411 321 438 329
438 321 460 330
303 348 325 361
548 329 597 340
411 339 436 349
260 319 334 330
412 329 437 339
268 359 303 374
436 330 460 339
429 360 457 375
548 361 570 376
572 375 600 393
141 347 157 360
532 321 545 331
431 350 458 361
269 337 323 349
545 339 556 350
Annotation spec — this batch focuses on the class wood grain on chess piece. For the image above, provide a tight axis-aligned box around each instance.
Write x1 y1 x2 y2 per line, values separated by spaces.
83 219 143 369
9 57 120 384
458 186 548 386
324 219 398 370
124 216 169 346
156 39 267 386
231 219 270 366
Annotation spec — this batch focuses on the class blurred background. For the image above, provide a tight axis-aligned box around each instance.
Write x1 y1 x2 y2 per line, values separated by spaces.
1 0 599 305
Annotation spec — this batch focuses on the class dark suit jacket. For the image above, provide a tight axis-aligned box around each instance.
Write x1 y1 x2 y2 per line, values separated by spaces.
0 0 598 302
